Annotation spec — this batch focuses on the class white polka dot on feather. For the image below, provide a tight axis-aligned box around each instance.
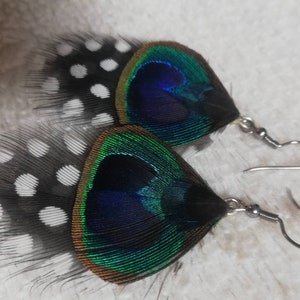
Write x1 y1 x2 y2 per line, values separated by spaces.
56 165 80 186
42 77 59 94
39 206 68 227
91 113 114 127
0 149 13 163
1 234 34 255
85 39 102 51
56 43 73 56
62 99 84 117
64 135 87 155
70 64 88 78
115 40 131 52
15 174 39 197
90 84 110 98
27 139 50 158
100 59 119 71
50 252 74 276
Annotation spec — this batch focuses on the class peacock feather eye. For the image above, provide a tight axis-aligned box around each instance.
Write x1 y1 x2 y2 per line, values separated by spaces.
116 41 240 146
72 126 228 284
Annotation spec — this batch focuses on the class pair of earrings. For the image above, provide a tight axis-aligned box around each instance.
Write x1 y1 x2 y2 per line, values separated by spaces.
0 35 299 286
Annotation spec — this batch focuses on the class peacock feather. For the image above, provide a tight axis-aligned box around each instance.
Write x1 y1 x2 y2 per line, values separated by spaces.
73 125 227 283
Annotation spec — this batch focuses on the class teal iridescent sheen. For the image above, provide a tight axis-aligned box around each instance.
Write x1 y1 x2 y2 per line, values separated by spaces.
117 42 239 146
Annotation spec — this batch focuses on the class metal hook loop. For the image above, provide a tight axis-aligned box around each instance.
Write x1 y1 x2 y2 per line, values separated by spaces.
238 116 300 149
225 197 300 249
225 198 246 215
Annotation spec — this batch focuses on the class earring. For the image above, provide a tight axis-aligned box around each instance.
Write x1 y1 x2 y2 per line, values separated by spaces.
1 33 299 296
0 124 299 286
29 34 299 148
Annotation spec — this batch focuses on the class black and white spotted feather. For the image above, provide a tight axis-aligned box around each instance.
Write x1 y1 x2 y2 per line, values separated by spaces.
0 35 157 290
0 123 101 286
28 34 141 126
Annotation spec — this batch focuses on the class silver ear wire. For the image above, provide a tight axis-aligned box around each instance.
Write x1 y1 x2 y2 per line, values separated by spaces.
238 116 300 149
225 198 300 249
287 188 300 209
243 166 300 173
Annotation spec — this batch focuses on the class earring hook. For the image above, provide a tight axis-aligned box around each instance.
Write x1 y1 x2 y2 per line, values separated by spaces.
225 198 300 249
287 188 300 209
238 116 300 149
243 166 300 173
